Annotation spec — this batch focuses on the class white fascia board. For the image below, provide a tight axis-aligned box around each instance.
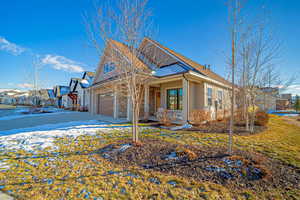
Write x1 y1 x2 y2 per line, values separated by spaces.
188 71 231 89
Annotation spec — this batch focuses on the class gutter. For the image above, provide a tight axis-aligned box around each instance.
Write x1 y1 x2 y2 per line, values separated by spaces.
182 73 192 125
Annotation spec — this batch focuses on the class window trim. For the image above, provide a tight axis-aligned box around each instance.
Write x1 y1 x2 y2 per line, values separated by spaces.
207 87 213 107
217 90 223 109
166 88 183 110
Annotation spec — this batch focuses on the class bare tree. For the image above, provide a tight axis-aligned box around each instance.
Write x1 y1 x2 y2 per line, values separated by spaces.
85 0 157 144
237 12 282 133
227 0 244 154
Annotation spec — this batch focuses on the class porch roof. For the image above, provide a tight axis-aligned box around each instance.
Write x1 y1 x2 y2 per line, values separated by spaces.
152 63 188 77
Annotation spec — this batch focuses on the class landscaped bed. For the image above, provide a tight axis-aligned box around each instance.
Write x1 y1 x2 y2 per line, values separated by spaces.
100 138 299 193
182 120 265 135
0 115 299 199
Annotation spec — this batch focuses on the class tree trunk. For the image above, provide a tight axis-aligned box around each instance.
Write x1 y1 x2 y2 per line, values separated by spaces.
249 97 255 133
132 102 139 143
245 95 249 131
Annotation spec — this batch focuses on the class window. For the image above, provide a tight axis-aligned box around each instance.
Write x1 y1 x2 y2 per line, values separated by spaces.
218 90 223 109
207 88 212 106
103 63 115 74
167 88 182 110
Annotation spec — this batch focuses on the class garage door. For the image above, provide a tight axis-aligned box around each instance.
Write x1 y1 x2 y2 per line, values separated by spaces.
98 92 113 116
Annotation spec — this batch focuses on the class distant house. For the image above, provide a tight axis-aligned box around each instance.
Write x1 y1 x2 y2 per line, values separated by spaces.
78 72 95 110
67 72 95 111
0 89 22 105
54 86 70 108
69 78 82 108
89 38 232 124
279 93 293 109
256 87 279 111
276 99 290 110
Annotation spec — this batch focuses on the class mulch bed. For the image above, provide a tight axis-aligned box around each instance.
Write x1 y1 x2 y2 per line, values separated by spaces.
98 138 300 192
148 120 266 136
183 120 266 136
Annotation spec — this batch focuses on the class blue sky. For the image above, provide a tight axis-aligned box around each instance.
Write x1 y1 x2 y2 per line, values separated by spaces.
0 0 299 94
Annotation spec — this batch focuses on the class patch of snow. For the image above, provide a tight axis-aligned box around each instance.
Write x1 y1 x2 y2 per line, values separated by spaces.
167 180 178 187
118 144 131 152
205 165 226 172
170 123 192 131
0 160 10 171
0 120 132 154
148 177 161 185
165 151 178 160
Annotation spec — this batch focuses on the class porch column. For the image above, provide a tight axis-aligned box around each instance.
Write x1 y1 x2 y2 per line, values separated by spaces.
182 78 189 123
113 89 119 119
90 89 94 114
144 85 150 120
127 95 132 121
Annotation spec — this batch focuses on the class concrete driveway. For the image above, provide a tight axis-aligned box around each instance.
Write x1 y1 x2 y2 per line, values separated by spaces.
0 111 128 132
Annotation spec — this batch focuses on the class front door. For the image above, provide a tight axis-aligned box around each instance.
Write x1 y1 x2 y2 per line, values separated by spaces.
155 91 161 112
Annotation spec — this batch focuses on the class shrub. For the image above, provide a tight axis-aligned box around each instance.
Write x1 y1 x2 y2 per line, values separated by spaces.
189 110 211 126
255 111 269 126
216 110 225 121
176 148 197 160
234 108 244 120
156 108 176 126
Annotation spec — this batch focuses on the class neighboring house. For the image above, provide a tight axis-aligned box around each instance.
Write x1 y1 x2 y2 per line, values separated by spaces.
78 72 95 110
14 92 31 105
0 89 22 105
276 99 290 110
279 93 293 109
89 38 232 124
54 86 70 108
256 87 279 111
69 78 81 108
68 72 95 111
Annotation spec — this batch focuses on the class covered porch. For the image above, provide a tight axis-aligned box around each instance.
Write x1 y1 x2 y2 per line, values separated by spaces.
143 73 206 124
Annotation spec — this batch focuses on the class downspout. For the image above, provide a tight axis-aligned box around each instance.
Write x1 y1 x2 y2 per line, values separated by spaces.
182 73 192 125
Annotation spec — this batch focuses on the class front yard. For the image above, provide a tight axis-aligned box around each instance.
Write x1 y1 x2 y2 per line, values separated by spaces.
0 115 299 199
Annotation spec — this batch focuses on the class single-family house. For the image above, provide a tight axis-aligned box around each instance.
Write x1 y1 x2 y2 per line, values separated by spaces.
53 86 71 108
89 38 232 124
255 87 279 111
67 72 95 111
78 71 95 111
0 90 21 105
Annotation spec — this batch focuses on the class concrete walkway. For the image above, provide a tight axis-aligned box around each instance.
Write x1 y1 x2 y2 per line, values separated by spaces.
0 112 128 132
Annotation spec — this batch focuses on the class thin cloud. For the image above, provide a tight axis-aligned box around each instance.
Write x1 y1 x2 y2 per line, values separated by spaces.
17 83 34 89
0 36 26 56
41 54 85 73
283 84 300 95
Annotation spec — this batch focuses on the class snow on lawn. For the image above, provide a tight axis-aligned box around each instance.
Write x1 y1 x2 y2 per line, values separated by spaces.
0 120 133 153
